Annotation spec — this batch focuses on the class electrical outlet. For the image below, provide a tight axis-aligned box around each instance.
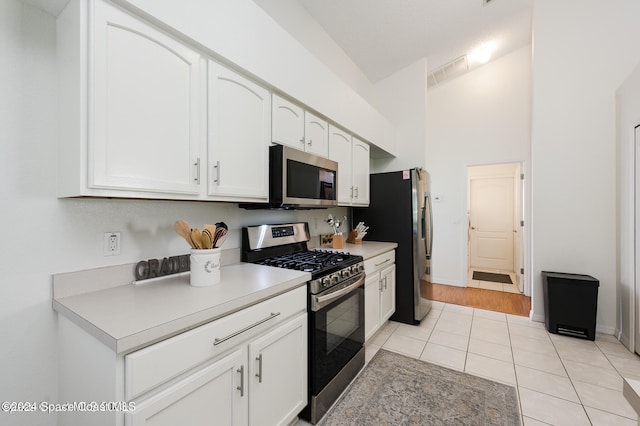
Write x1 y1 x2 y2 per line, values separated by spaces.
103 232 121 256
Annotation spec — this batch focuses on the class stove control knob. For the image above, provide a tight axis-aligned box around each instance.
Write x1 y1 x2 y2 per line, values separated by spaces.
341 269 351 279
331 274 340 284
321 277 331 288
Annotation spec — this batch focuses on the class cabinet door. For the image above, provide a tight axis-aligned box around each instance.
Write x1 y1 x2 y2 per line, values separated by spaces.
208 61 270 202
351 138 370 206
328 125 353 205
304 111 329 158
364 273 381 341
126 348 247 426
272 94 305 151
92 0 202 195
248 313 307 426
380 265 396 324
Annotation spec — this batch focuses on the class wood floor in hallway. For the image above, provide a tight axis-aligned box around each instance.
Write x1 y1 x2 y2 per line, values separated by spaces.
422 281 531 317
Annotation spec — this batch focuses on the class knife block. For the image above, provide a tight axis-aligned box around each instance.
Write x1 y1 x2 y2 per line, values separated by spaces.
346 231 362 244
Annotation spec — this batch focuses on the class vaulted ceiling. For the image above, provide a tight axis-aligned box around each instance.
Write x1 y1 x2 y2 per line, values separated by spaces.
282 0 531 83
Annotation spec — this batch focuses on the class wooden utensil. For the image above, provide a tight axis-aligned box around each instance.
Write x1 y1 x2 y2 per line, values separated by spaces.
203 224 216 244
174 220 195 248
191 228 203 249
200 230 212 249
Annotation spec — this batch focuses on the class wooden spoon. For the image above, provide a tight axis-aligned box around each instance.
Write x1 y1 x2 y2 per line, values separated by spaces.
174 220 195 248
191 228 203 249
200 230 212 249
203 224 216 240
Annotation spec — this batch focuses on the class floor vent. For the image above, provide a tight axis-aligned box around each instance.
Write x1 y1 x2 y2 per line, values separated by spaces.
427 55 469 88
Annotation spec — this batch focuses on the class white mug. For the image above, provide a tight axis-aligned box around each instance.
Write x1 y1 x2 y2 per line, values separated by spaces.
190 248 221 287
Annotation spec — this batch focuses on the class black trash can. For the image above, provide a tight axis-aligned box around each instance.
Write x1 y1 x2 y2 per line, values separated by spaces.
542 271 599 341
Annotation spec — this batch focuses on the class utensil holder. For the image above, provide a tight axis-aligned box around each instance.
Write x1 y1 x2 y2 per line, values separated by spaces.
332 233 344 249
346 231 362 244
190 248 221 287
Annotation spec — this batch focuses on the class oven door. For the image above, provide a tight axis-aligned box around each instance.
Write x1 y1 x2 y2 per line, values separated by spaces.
309 273 365 395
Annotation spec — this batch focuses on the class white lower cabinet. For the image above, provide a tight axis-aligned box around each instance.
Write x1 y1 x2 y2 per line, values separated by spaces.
127 313 306 426
57 287 307 426
364 251 396 341
126 347 247 426
248 314 308 426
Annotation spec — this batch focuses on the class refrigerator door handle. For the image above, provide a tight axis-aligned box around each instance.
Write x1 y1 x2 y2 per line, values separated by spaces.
424 192 433 259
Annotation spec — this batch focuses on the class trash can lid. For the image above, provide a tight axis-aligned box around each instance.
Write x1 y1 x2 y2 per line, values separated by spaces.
541 271 599 284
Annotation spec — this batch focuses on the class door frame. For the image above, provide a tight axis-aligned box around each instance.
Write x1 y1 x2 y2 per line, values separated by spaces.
634 124 640 354
465 161 530 296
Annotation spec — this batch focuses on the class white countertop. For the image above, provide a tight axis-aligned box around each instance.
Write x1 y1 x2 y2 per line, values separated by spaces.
52 241 395 355
324 241 397 260
53 263 310 354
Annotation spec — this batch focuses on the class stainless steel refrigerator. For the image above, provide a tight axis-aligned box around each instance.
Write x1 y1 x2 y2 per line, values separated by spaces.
352 168 433 325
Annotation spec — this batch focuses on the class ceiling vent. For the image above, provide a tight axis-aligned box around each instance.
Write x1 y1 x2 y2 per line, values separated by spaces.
427 55 469 88
483 0 495 6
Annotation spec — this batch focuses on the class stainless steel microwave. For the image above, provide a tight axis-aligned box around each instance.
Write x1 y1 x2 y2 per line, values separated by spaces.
266 144 338 209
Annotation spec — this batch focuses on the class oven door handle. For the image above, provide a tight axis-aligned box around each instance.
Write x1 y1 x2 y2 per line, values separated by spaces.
312 274 365 311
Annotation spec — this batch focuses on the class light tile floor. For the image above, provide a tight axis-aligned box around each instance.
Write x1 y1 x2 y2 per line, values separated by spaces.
365 301 640 426
468 268 522 293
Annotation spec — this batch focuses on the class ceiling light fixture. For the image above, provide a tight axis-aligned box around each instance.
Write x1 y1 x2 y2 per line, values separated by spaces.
468 42 496 65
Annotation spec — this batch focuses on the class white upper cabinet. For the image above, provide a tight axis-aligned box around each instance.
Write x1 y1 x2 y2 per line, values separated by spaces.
272 94 305 151
272 94 328 157
328 125 352 205
59 0 204 198
328 125 370 206
207 61 270 202
351 137 370 206
304 111 329 158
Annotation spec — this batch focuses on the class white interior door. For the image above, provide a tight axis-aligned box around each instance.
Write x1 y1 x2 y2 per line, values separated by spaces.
469 176 515 271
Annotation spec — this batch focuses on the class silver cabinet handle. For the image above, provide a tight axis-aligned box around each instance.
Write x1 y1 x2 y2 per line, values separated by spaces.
350 186 354 198
213 312 281 346
300 137 305 146
213 160 220 185
308 138 312 146
374 259 391 267
383 276 387 290
354 186 359 198
255 354 263 383
236 365 244 397
194 158 201 184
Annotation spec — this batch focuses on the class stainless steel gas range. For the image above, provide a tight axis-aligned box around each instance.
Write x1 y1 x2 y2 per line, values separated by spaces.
242 222 365 424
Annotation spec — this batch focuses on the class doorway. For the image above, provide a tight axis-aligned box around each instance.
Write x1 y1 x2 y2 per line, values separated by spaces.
467 163 524 294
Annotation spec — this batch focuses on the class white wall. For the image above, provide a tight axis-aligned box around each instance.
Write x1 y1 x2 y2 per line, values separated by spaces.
616 61 640 349
251 0 374 104
530 0 640 333
371 58 428 172
0 2 347 424
425 46 532 287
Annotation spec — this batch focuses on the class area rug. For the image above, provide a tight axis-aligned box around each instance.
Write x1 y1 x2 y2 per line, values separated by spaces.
473 271 513 284
319 349 520 426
